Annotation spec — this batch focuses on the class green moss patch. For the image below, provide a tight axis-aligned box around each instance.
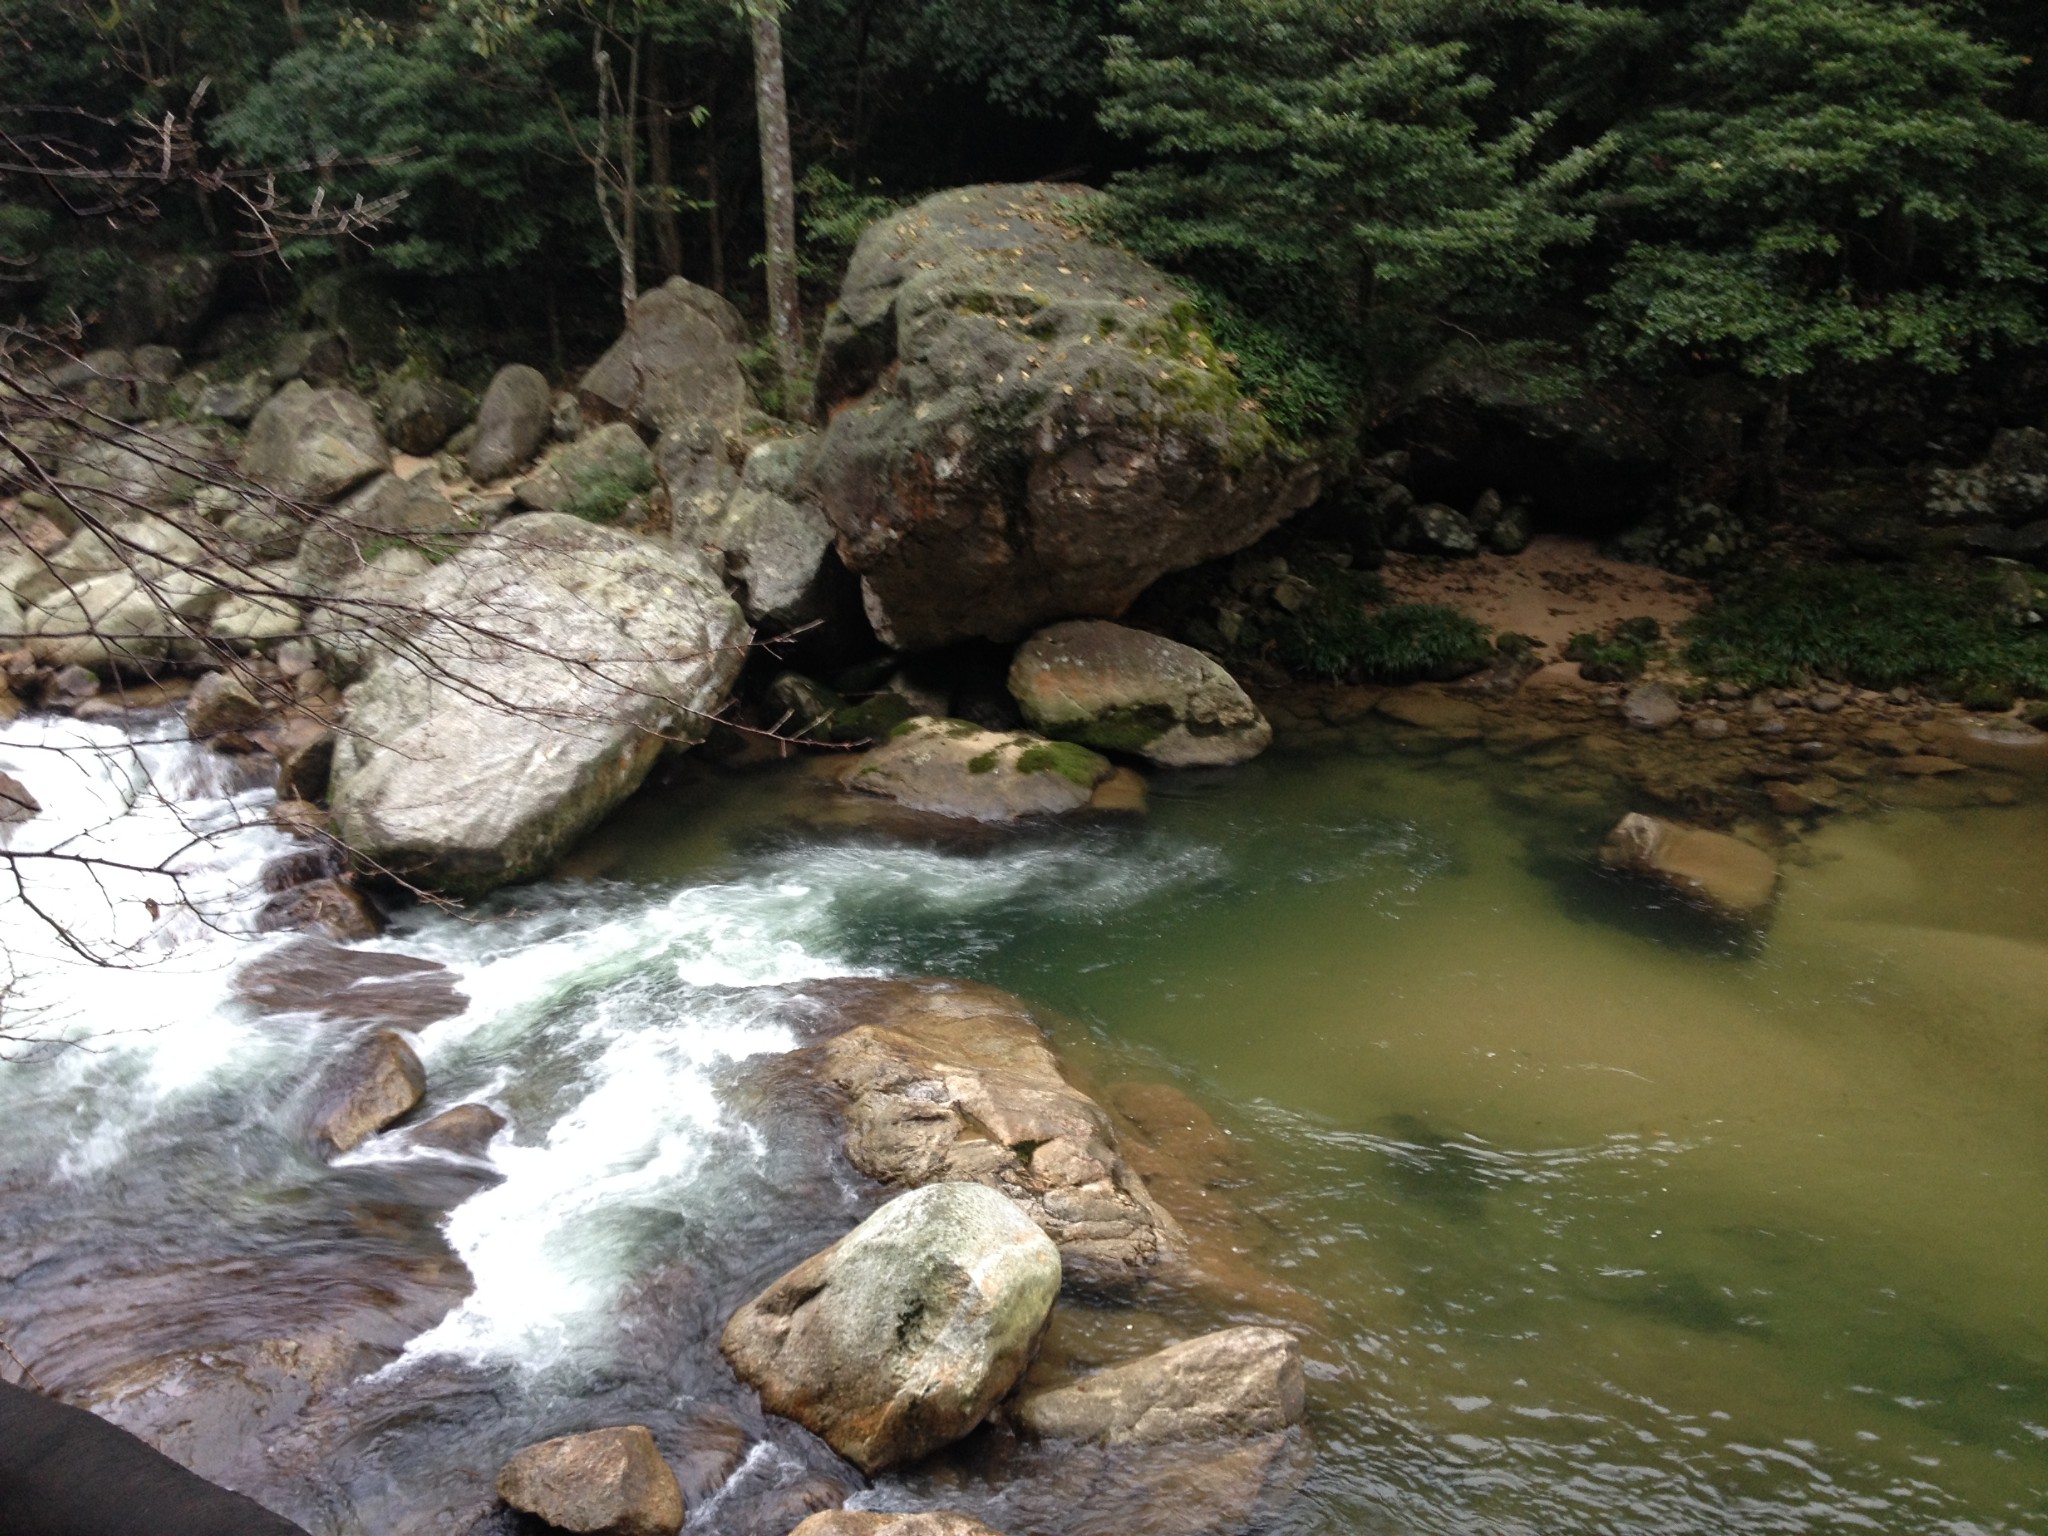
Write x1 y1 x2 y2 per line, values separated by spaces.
1015 740 1110 787
1069 705 1175 754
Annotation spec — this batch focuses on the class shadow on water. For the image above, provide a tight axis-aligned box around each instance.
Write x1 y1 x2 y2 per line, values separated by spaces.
1528 844 1769 959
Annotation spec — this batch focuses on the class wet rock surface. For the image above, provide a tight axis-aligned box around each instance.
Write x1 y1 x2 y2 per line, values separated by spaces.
1598 812 1780 923
843 717 1121 823
312 1030 427 1153
1008 621 1272 768
1007 1327 1304 1447
753 978 1188 1290
234 939 469 1028
721 1183 1062 1474
791 1515 1006 1536
495 1425 685 1536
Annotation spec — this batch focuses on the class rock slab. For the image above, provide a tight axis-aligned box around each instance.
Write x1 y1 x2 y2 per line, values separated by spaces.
1009 1327 1305 1446
720 1182 1061 1474
496 1425 685 1536
812 184 1319 649
1599 812 1779 923
790 1516 1005 1536
846 716 1117 822
1008 620 1271 767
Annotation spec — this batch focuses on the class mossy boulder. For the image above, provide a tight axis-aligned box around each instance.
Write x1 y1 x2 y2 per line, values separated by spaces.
811 184 1321 650
1008 620 1271 767
513 422 656 522
842 715 1131 821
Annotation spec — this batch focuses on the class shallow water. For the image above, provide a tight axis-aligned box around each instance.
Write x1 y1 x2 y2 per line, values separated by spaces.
2 720 2045 1533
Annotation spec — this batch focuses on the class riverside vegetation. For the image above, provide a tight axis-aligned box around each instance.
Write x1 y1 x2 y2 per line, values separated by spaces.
6 3 2048 1536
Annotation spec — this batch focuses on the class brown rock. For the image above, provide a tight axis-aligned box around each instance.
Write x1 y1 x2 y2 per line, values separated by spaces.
1374 688 1485 738
407 1103 505 1158
269 715 336 801
790 1516 1006 1536
1620 682 1682 732
312 1029 426 1153
270 798 335 840
1598 812 1779 923
187 670 268 738
235 938 468 1028
0 769 39 825
256 877 382 942
496 1425 684 1536
1893 755 1968 776
775 977 1186 1288
577 277 750 432
1009 1327 1305 1447
1764 781 1834 817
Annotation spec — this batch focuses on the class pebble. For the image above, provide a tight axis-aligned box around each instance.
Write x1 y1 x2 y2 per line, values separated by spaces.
1791 740 1836 760
1809 693 1846 715
1690 716 1731 740
1754 717 1788 738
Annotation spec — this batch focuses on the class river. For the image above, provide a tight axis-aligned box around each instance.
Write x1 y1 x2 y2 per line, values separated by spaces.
1 712 2044 1534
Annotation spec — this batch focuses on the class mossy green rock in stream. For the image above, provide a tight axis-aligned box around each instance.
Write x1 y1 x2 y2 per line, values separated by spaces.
720 1182 1062 1473
811 184 1322 649
843 715 1127 821
328 514 747 897
1009 619 1272 767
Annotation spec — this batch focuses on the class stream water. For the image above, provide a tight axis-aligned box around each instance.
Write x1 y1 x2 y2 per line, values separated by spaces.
1 713 2044 1535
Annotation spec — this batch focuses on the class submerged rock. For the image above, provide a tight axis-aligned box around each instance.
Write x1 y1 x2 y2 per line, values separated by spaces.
235 939 468 1028
327 513 747 896
256 876 382 943
811 184 1319 649
767 977 1187 1289
495 1425 685 1536
1008 620 1271 767
1598 812 1779 923
844 716 1122 822
721 1182 1061 1474
407 1103 506 1159
312 1029 426 1153
1008 1327 1305 1446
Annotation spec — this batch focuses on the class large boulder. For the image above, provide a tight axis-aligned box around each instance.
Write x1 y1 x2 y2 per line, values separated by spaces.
845 716 1122 822
514 422 657 520
468 364 554 483
1008 620 1271 767
1008 1327 1305 1446
1598 812 1779 923
378 373 471 456
578 277 752 433
675 432 838 629
495 1425 684 1536
327 513 747 895
95 252 225 349
720 1182 1062 1474
768 977 1186 1289
239 381 390 503
18 516 220 668
810 185 1319 649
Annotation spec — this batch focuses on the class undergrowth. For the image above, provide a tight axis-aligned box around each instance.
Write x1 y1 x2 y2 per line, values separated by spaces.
1685 563 2048 695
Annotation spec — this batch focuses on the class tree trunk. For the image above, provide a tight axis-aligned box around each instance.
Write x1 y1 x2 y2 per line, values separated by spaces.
645 41 684 280
750 4 804 391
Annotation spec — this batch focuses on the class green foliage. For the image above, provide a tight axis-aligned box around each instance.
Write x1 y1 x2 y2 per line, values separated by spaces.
1684 562 2048 694
1598 0 2048 380
797 167 901 281
1227 554 1494 681
1564 619 1662 681
1097 0 1604 416
562 461 657 524
39 246 135 328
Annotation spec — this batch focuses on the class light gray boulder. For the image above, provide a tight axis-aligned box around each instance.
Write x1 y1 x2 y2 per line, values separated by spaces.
673 432 837 629
513 422 656 520
327 513 747 895
720 1182 1061 1473
1008 620 1271 767
845 716 1121 822
296 472 474 591
239 381 390 503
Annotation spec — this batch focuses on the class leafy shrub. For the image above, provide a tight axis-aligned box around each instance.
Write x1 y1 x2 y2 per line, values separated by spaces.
562 462 656 525
1272 587 1493 683
1565 616 1664 681
1684 563 2048 694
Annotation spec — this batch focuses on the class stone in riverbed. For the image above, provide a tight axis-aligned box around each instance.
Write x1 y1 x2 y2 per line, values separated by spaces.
811 185 1320 650
496 1425 685 1536
256 877 383 943
239 381 390 503
844 716 1123 822
1621 682 1682 732
407 1103 506 1158
720 1182 1062 1474
235 938 468 1028
513 422 656 518
1598 812 1778 923
327 513 747 897
1008 1327 1305 1447
312 1029 426 1153
187 669 268 738
1008 620 1271 768
0 769 40 826
577 276 752 433
791 1516 1006 1536
764 977 1187 1289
